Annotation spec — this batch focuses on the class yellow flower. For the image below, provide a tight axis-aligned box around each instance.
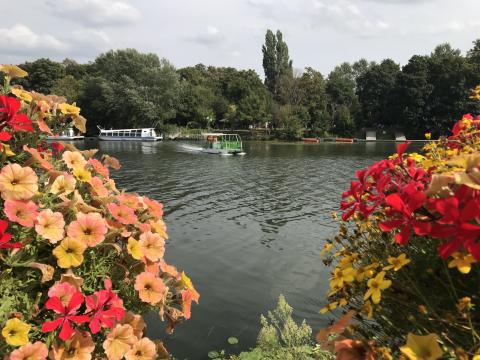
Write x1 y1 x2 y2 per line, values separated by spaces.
0 144 15 157
73 167 92 183
355 264 377 282
320 302 338 314
400 333 443 360
2 318 30 346
364 271 391 304
0 65 28 79
362 300 373 319
127 237 143 260
320 243 333 258
383 253 411 271
424 132 431 140
52 237 87 268
11 88 32 102
448 252 476 274
50 174 76 195
457 297 472 312
330 267 356 289
58 102 81 116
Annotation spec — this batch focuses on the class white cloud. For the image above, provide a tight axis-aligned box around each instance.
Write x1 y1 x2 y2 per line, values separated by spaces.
0 24 68 56
47 0 141 27
185 26 226 46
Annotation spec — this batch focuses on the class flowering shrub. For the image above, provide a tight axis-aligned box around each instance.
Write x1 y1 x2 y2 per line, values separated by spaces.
320 106 480 358
0 65 199 359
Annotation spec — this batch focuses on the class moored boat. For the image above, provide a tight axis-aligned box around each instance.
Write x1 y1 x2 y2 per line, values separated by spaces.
201 133 245 156
98 126 163 141
47 128 84 141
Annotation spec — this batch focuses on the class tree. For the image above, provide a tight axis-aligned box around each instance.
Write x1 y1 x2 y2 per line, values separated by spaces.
262 30 293 99
356 59 401 128
298 67 328 133
14 58 66 94
51 75 84 102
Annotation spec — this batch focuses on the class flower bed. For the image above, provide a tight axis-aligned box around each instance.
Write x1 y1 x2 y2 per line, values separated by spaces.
320 109 480 358
0 65 198 359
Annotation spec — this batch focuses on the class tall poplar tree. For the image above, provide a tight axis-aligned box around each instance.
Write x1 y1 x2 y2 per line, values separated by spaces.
262 29 293 98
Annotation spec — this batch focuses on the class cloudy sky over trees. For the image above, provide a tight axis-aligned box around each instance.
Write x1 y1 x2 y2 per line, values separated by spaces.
2 0 479 73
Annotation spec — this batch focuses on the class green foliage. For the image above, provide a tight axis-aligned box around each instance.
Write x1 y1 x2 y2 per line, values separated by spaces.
226 296 335 360
51 75 84 102
14 58 66 94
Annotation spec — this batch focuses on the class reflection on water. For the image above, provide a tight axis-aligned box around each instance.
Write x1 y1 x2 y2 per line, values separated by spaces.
82 140 398 359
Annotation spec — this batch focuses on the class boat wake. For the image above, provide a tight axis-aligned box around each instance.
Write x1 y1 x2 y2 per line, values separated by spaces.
180 144 203 153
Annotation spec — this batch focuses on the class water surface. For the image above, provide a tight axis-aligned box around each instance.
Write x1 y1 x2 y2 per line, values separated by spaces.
85 140 398 359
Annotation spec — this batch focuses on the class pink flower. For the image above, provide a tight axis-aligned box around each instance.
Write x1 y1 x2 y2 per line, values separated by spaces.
67 212 107 247
48 282 77 306
139 231 165 262
87 158 109 178
4 199 39 227
35 209 65 243
142 197 163 219
117 193 141 210
89 176 109 197
8 341 48 360
107 203 138 225
134 272 166 305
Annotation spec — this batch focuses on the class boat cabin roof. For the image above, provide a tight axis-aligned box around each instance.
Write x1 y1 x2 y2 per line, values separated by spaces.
99 128 155 132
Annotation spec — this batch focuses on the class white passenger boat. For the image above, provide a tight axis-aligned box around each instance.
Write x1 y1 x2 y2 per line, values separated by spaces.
47 128 84 141
97 126 163 141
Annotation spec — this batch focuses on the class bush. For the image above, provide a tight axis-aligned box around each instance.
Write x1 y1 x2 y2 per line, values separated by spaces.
0 65 198 359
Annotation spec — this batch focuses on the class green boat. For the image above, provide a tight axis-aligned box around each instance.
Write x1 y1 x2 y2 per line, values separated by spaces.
202 133 246 156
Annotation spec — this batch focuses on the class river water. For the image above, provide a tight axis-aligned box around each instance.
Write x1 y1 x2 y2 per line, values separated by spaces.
86 139 398 359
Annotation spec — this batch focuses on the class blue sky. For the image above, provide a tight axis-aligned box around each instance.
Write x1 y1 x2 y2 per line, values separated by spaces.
1 0 479 76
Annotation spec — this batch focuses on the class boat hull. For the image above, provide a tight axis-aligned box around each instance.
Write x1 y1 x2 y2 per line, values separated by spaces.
47 136 84 141
98 136 163 141
201 148 244 155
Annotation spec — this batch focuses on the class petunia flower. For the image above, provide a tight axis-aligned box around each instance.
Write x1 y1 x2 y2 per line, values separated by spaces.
87 158 109 178
42 292 90 341
50 174 76 195
134 272 166 305
117 193 140 209
8 341 48 360
1 318 30 346
363 271 392 304
67 212 107 247
52 237 87 269
142 197 163 219
49 331 94 360
72 166 92 183
124 337 157 360
89 176 109 197
48 282 77 306
35 209 65 243
0 65 28 79
139 231 165 262
400 333 443 360
127 237 143 260
4 199 39 227
120 312 146 339
62 151 86 170
108 203 138 225
103 324 138 360
103 155 121 170
0 164 38 200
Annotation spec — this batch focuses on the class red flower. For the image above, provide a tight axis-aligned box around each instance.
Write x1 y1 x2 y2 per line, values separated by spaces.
51 142 65 155
379 183 430 245
85 279 125 334
0 219 21 249
0 96 33 133
42 292 90 341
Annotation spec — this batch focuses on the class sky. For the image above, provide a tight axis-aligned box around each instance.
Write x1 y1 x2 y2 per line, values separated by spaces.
1 0 479 76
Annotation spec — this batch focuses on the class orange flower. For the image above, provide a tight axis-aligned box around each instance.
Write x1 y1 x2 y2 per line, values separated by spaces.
103 324 138 360
9 341 48 360
23 146 54 171
108 203 138 225
120 312 146 339
62 151 86 170
87 158 109 178
0 164 38 200
4 199 39 227
117 193 141 209
67 212 107 247
139 231 165 262
35 209 65 243
142 197 163 219
103 155 121 170
50 331 94 360
48 282 77 306
124 338 157 360
89 177 109 197
134 272 166 305
50 174 76 195
149 219 168 240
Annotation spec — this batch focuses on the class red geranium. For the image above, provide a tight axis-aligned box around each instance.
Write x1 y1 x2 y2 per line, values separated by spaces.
42 291 90 340
0 219 21 249
0 95 33 134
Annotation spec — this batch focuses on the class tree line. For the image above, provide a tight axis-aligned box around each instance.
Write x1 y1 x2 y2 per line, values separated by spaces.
8 30 480 138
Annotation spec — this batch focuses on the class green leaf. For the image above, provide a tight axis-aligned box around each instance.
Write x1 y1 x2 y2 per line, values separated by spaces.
208 351 220 359
228 337 239 345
